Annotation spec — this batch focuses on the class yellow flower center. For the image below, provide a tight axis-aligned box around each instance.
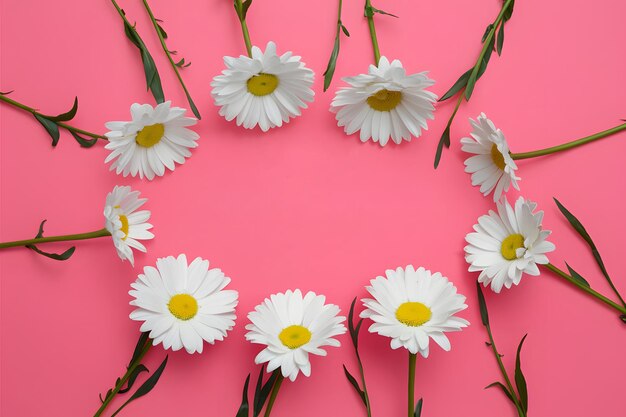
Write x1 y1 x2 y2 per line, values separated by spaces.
395 302 432 327
366 89 402 111
491 144 506 170
501 233 525 260
278 325 312 349
168 294 198 321
135 123 165 148
247 73 279 96
119 215 129 240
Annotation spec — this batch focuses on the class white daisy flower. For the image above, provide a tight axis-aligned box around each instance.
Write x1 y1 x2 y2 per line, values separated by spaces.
211 41 315 132
330 56 437 146
129 254 239 354
361 266 468 358
465 197 556 293
104 101 199 180
461 113 520 202
103 185 154 266
245 289 346 381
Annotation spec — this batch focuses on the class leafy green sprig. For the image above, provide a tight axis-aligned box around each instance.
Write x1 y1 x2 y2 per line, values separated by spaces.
364 0 398 65
476 284 528 417
141 0 200 119
236 365 281 417
0 92 106 147
94 333 168 417
434 0 515 168
323 0 350 91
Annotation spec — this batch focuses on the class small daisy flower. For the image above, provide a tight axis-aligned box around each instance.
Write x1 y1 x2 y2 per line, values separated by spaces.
461 113 520 202
211 41 315 132
330 57 437 146
103 185 154 266
245 289 346 381
465 197 556 293
361 266 468 357
104 101 199 180
129 254 239 354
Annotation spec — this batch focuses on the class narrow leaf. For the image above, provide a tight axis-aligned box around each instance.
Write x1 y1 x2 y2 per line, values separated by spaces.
434 125 451 168
341 24 350 37
34 114 60 146
156 23 168 39
343 365 366 405
514 334 529 413
503 0 515 21
111 356 168 417
241 0 253 19
118 364 149 394
485 381 515 404
100 388 113 404
476 282 490 326
414 398 423 417
323 35 340 92
68 130 98 148
27 244 75 260
439 68 471 102
46 96 78 122
254 369 278 417
236 374 251 417
481 24 493 43
372 7 398 18
565 263 591 287
496 23 505 56
129 332 150 366
465 36 495 101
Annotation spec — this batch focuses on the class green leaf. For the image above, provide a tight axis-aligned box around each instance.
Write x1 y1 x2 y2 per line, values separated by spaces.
496 24 505 56
372 7 398 18
347 297 364 349
481 24 493 43
46 96 78 122
253 368 278 417
620 315 626 324
111 356 168 417
68 130 98 148
156 22 168 39
128 332 150 367
175 58 191 68
34 114 60 146
236 374 250 417
343 365 366 405
241 0 253 20
341 24 350 37
26 220 75 260
503 0 515 22
118 364 149 394
323 36 340 92
434 124 451 168
465 35 495 101
100 388 113 404
476 282 490 326
439 68 471 102
0 90 14 95
414 398 423 417
565 263 591 287
485 381 515 404
514 334 529 413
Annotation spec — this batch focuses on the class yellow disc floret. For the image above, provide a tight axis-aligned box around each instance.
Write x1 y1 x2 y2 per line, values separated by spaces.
135 123 165 148
367 89 402 111
278 325 312 349
490 144 506 170
247 73 279 96
395 302 432 327
501 233 525 260
118 215 129 240
168 294 199 321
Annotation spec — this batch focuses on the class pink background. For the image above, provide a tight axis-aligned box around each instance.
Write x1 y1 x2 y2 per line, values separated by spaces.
2 0 625 416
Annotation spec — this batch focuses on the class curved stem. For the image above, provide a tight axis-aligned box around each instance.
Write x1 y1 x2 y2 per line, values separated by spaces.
263 373 284 417
355 351 372 417
364 0 381 64
93 340 151 417
544 263 626 315
0 94 107 140
0 228 110 249
234 0 253 57
510 122 626 160
408 352 416 417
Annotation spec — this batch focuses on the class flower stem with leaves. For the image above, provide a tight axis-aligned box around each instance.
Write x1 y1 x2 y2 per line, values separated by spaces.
343 298 373 417
234 0 254 57
0 92 105 147
141 0 200 119
236 366 280 417
363 1 397 65
435 0 515 168
323 0 350 91
476 284 528 417
262 374 284 417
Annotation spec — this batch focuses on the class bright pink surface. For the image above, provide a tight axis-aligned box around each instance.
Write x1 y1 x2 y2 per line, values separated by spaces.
1 0 625 416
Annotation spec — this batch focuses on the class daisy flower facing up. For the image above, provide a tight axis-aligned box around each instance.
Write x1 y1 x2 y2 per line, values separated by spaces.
246 289 346 382
330 57 437 146
361 265 469 358
461 113 520 202
104 101 199 180
103 185 153 266
129 254 239 354
465 197 556 293
211 41 315 132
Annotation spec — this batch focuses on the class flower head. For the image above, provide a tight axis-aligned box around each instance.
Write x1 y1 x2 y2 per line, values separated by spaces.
245 289 346 381
103 185 153 266
104 101 199 180
330 57 437 146
461 113 520 202
465 197 556 292
211 41 315 132
129 254 239 354
361 266 468 357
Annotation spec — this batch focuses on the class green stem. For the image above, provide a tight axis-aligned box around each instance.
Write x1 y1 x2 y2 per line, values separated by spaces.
0 228 110 249
364 0 381 64
263 373 284 417
544 263 626 315
0 94 107 140
510 122 626 160
355 350 372 417
234 0 253 57
408 352 416 417
93 340 151 417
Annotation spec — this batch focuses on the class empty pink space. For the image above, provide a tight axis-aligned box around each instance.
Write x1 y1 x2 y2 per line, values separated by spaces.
1 0 625 416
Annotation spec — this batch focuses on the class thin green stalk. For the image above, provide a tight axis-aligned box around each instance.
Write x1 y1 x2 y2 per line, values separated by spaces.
234 0 253 56
510 122 626 160
355 349 372 417
408 352 416 417
544 263 626 315
0 94 107 140
263 373 284 417
364 0 381 64
93 340 151 417
0 228 110 249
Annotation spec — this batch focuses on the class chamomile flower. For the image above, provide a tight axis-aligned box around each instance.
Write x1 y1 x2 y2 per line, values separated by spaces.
103 185 153 266
361 266 468 357
129 254 239 354
330 57 437 146
211 41 315 132
465 197 556 293
245 289 346 381
461 113 520 202
104 101 199 180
